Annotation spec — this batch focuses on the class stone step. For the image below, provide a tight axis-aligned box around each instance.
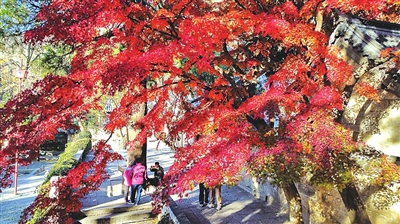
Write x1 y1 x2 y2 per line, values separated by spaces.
82 202 153 217
77 209 158 224
77 203 157 224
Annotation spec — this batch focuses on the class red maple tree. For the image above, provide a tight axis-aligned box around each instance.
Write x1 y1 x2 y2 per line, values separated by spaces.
1 0 399 223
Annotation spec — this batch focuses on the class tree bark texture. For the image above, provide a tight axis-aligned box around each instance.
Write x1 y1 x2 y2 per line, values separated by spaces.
339 183 372 224
282 182 304 224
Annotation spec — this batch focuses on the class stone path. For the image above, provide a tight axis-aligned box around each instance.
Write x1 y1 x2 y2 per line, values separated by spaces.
0 156 58 223
169 184 289 224
0 129 290 224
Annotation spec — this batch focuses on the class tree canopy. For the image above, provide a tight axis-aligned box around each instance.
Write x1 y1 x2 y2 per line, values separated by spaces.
0 0 72 107
0 0 399 223
0 0 50 37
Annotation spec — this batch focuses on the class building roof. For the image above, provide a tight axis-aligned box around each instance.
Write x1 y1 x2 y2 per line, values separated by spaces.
329 13 400 76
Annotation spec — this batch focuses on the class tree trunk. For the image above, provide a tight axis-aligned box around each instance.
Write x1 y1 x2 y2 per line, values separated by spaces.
339 183 371 224
141 100 148 167
282 182 304 224
141 141 147 167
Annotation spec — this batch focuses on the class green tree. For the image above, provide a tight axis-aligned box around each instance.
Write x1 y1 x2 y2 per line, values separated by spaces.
0 0 49 37
1 1 74 107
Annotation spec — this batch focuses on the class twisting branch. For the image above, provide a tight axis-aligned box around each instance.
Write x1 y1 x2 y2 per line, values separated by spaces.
234 0 246 10
143 24 180 40
172 0 194 25
222 42 246 75
254 0 267 12
127 12 180 40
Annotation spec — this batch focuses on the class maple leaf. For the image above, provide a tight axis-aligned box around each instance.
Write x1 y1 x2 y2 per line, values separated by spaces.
354 82 381 101
310 86 343 110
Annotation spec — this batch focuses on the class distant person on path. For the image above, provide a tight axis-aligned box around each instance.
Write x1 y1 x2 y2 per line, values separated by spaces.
150 161 164 186
123 161 135 203
130 157 148 205
208 184 222 210
198 183 209 207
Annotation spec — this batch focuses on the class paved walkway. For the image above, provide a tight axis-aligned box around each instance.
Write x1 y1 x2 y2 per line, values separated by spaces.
80 132 290 223
169 185 289 224
1 130 290 224
0 154 59 223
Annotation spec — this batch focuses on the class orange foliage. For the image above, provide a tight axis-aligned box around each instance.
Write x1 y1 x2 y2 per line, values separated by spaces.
354 82 381 101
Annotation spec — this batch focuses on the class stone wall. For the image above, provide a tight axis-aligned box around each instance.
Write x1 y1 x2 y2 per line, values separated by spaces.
238 172 287 212
239 173 400 223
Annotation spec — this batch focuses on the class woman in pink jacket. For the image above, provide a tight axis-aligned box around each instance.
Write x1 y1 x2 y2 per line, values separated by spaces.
130 157 147 205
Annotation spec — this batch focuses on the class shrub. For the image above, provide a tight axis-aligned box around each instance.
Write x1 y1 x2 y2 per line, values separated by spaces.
20 131 92 224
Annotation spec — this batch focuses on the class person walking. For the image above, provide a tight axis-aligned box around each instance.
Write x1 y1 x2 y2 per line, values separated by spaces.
123 161 135 203
198 183 209 207
130 157 147 205
208 184 222 210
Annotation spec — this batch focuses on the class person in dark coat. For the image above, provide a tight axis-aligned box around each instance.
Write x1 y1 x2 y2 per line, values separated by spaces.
199 183 209 207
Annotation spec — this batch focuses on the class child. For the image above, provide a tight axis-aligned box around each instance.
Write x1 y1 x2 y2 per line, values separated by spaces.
123 161 135 203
